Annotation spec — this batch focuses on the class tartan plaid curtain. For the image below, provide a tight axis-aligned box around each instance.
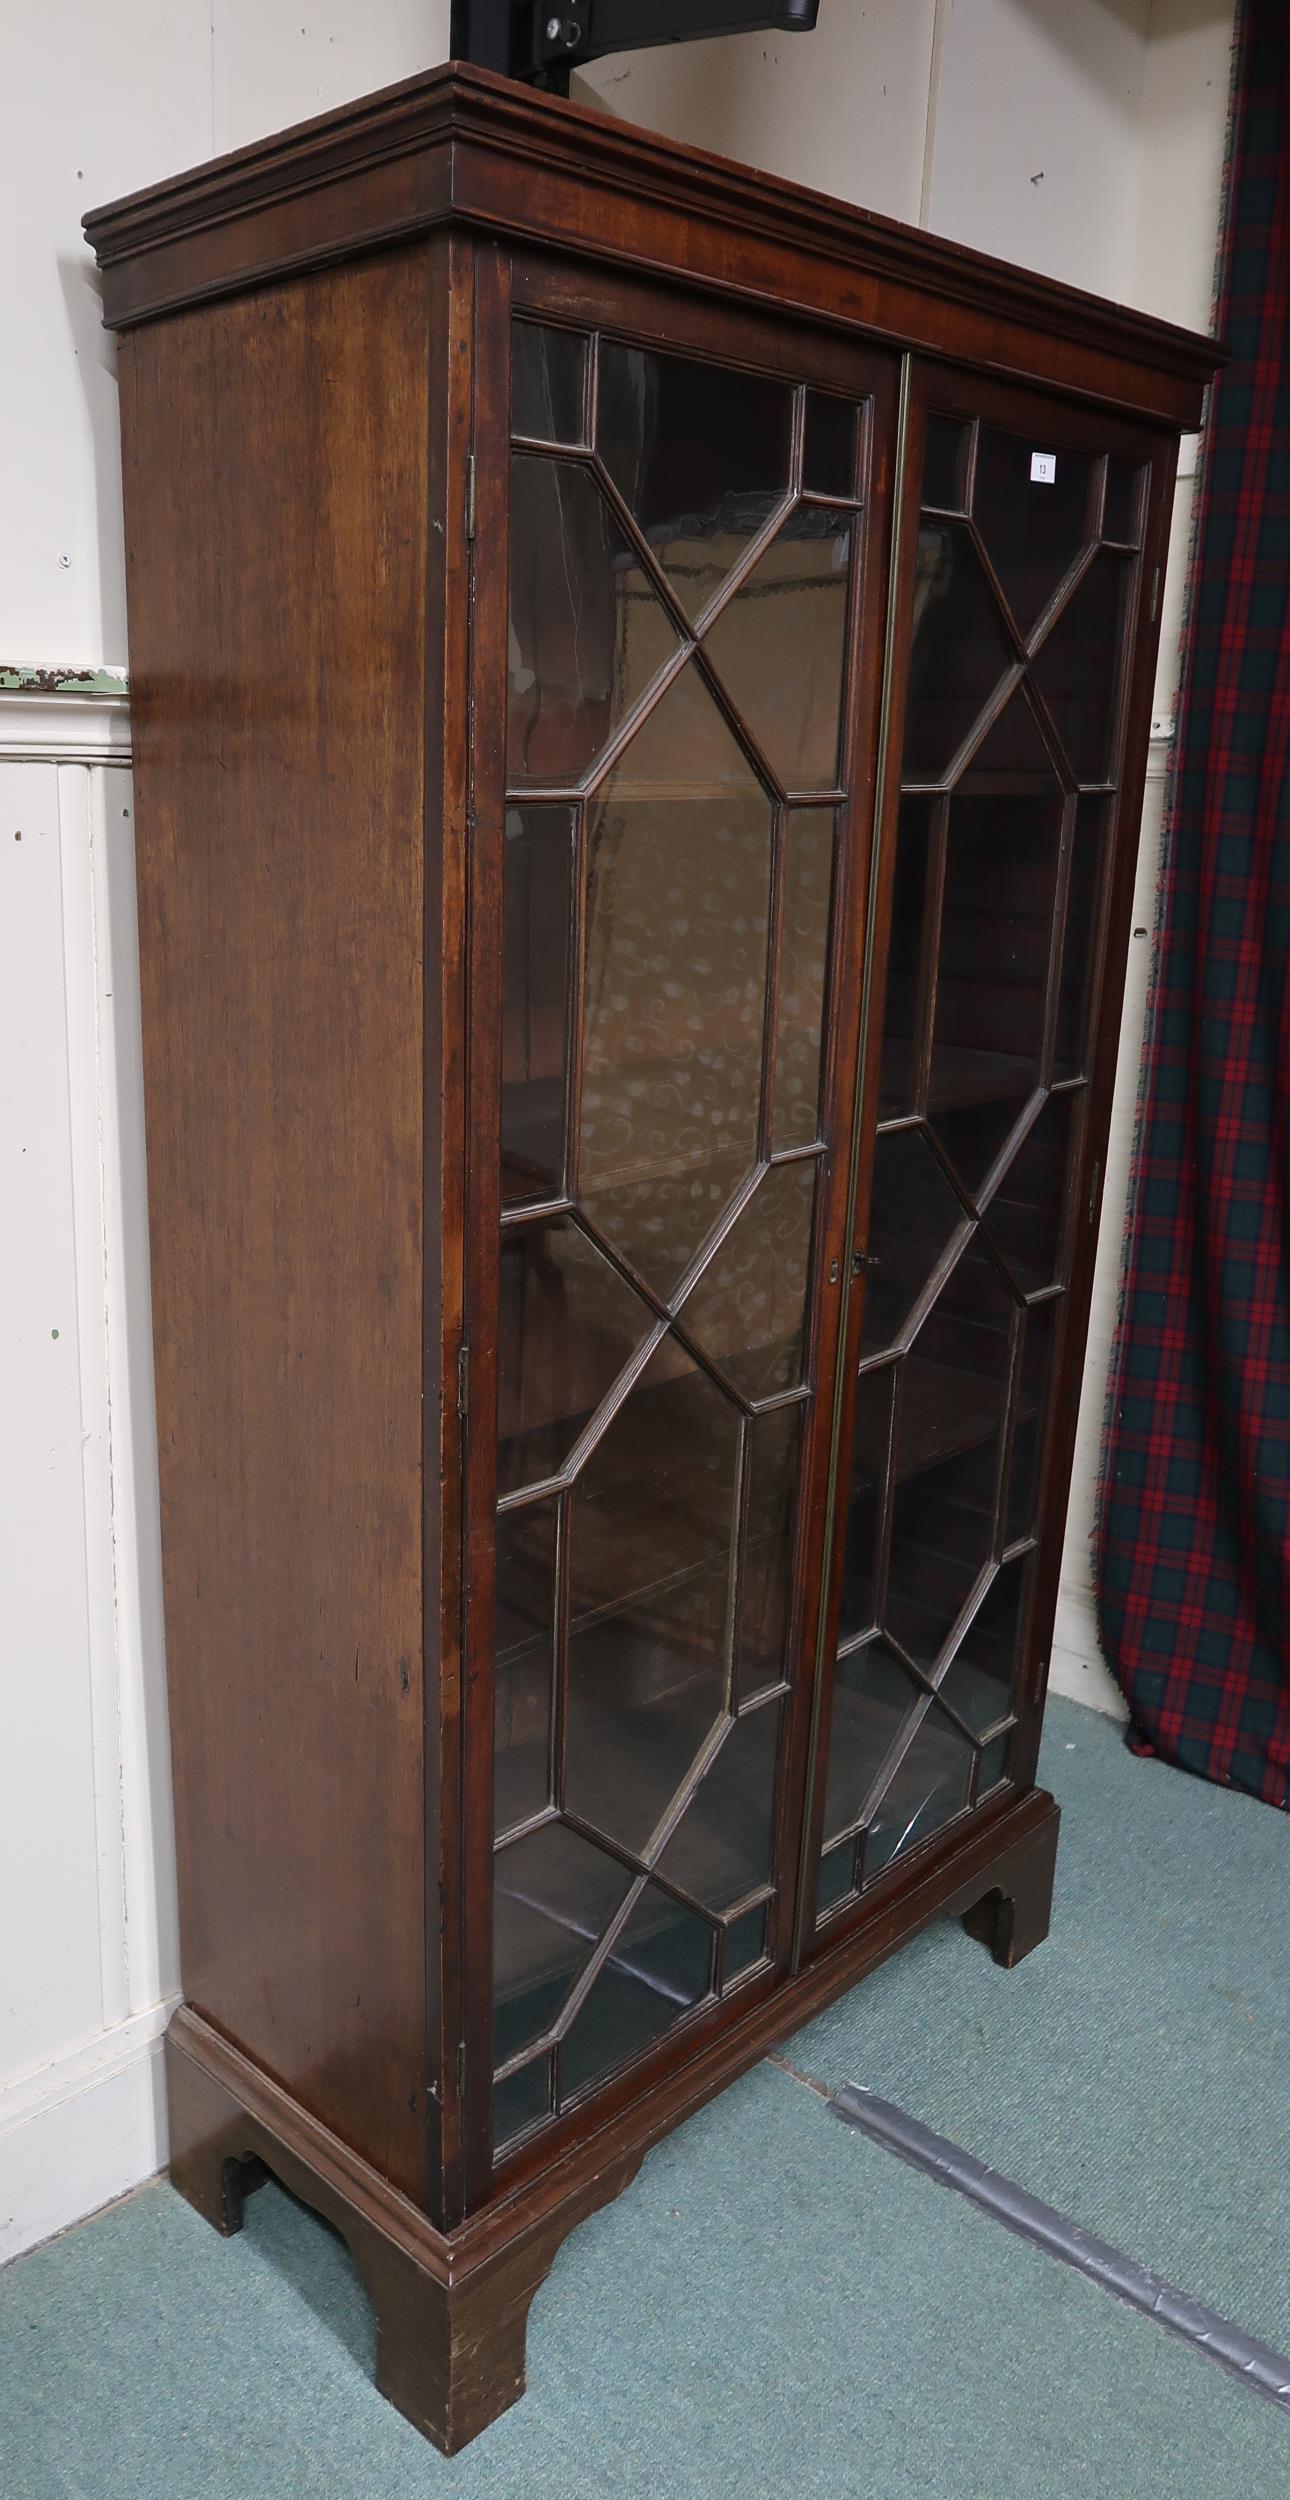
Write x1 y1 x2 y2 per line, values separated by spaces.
1097 0 1290 1809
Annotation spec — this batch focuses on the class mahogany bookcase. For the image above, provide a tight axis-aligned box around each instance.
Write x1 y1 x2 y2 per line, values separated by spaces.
85 63 1218 2453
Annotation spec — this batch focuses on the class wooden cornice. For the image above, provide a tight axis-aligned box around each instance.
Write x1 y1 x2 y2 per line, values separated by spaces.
85 61 1220 426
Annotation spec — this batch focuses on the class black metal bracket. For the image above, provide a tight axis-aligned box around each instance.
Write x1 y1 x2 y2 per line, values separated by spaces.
450 2 820 96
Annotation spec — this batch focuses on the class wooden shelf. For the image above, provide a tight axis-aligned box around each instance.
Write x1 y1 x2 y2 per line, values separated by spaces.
880 1038 1035 1116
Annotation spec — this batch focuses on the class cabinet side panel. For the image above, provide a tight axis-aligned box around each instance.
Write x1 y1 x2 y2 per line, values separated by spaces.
119 249 431 2201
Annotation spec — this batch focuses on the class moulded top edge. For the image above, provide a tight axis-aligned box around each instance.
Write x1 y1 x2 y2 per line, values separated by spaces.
82 58 1221 398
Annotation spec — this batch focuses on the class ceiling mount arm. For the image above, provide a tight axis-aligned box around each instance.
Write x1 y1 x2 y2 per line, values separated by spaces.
450 1 820 96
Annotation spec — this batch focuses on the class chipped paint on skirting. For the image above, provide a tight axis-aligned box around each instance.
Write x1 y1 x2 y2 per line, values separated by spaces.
0 663 129 700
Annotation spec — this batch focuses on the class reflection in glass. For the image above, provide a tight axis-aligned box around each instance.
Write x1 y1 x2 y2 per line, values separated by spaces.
1032 551 1132 783
562 1884 714 2099
738 1404 802 1703
492 2056 552 2150
704 504 852 791
838 1363 893 1646
815 1841 857 1915
502 806 573 1205
1103 457 1143 545
904 521 1014 784
496 1217 651 1499
1005 1299 1057 1544
773 812 835 1148
682 1159 818 1400
578 671 773 1298
859 1127 970 1358
493 1820 632 2069
974 426 1092 637
879 797 935 1118
656 1700 783 1912
885 1239 1014 1668
822 1639 920 1846
864 1703 971 1877
512 321 586 446
723 1903 769 1979
508 454 679 786
597 339 792 620
939 1564 1026 1735
978 1730 1012 1792
495 1501 557 1839
803 391 858 499
983 1091 1078 1291
923 413 971 513
1054 797 1109 1080
565 1341 738 1857
578 666 771 1286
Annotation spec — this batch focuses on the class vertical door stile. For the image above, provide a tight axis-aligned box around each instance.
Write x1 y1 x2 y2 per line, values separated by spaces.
458 241 515 2217
793 354 924 1957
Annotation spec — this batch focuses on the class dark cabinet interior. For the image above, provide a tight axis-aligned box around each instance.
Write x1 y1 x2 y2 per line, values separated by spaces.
86 62 1216 2456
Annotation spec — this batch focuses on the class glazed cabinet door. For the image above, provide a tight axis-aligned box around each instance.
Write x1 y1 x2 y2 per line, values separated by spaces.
803 368 1173 1933
463 252 896 2193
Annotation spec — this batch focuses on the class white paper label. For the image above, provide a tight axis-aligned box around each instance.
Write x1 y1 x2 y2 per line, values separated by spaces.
1030 451 1057 484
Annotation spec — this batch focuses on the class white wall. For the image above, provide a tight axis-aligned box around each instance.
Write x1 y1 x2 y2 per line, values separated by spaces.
0 0 1231 2258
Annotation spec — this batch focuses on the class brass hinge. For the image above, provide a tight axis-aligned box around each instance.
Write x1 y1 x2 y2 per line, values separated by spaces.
1149 564 1160 623
455 2041 466 2100
1088 1158 1102 1222
457 1342 470 1420
465 455 477 543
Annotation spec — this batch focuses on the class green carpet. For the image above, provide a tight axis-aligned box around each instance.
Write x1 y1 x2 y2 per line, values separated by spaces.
2 1699 1286 2498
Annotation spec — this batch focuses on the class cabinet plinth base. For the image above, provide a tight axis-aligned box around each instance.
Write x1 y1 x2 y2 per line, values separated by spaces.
165 1786 1060 2453
164 2014 643 2455
958 1796 1059 1967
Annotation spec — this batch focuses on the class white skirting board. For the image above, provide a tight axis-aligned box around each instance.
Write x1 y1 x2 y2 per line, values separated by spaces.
0 2000 176 2265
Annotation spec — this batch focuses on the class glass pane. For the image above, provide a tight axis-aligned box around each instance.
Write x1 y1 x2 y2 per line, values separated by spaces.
803 392 859 499
879 796 935 1118
737 1403 802 1704
1054 796 1110 1080
939 1562 1027 1735
561 1884 714 2100
923 414 971 513
815 1840 857 1914
928 692 1065 1190
903 521 1013 784
495 1501 557 1840
1103 457 1144 545
501 805 573 1205
655 1698 783 1912
682 1159 818 1400
838 1363 894 1646
859 1126 970 1357
1031 551 1133 783
773 811 835 1149
885 1239 1014 1670
1005 1298 1057 1544
973 426 1093 638
723 1903 768 1979
496 1216 652 1498
492 2056 552 2150
703 503 851 791
597 339 792 622
565 1341 738 1858
978 1729 1012 1792
983 1090 1079 1291
863 1702 971 1877
578 668 772 1301
823 1639 920 1846
511 321 586 445
493 1820 632 2069
508 454 680 786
